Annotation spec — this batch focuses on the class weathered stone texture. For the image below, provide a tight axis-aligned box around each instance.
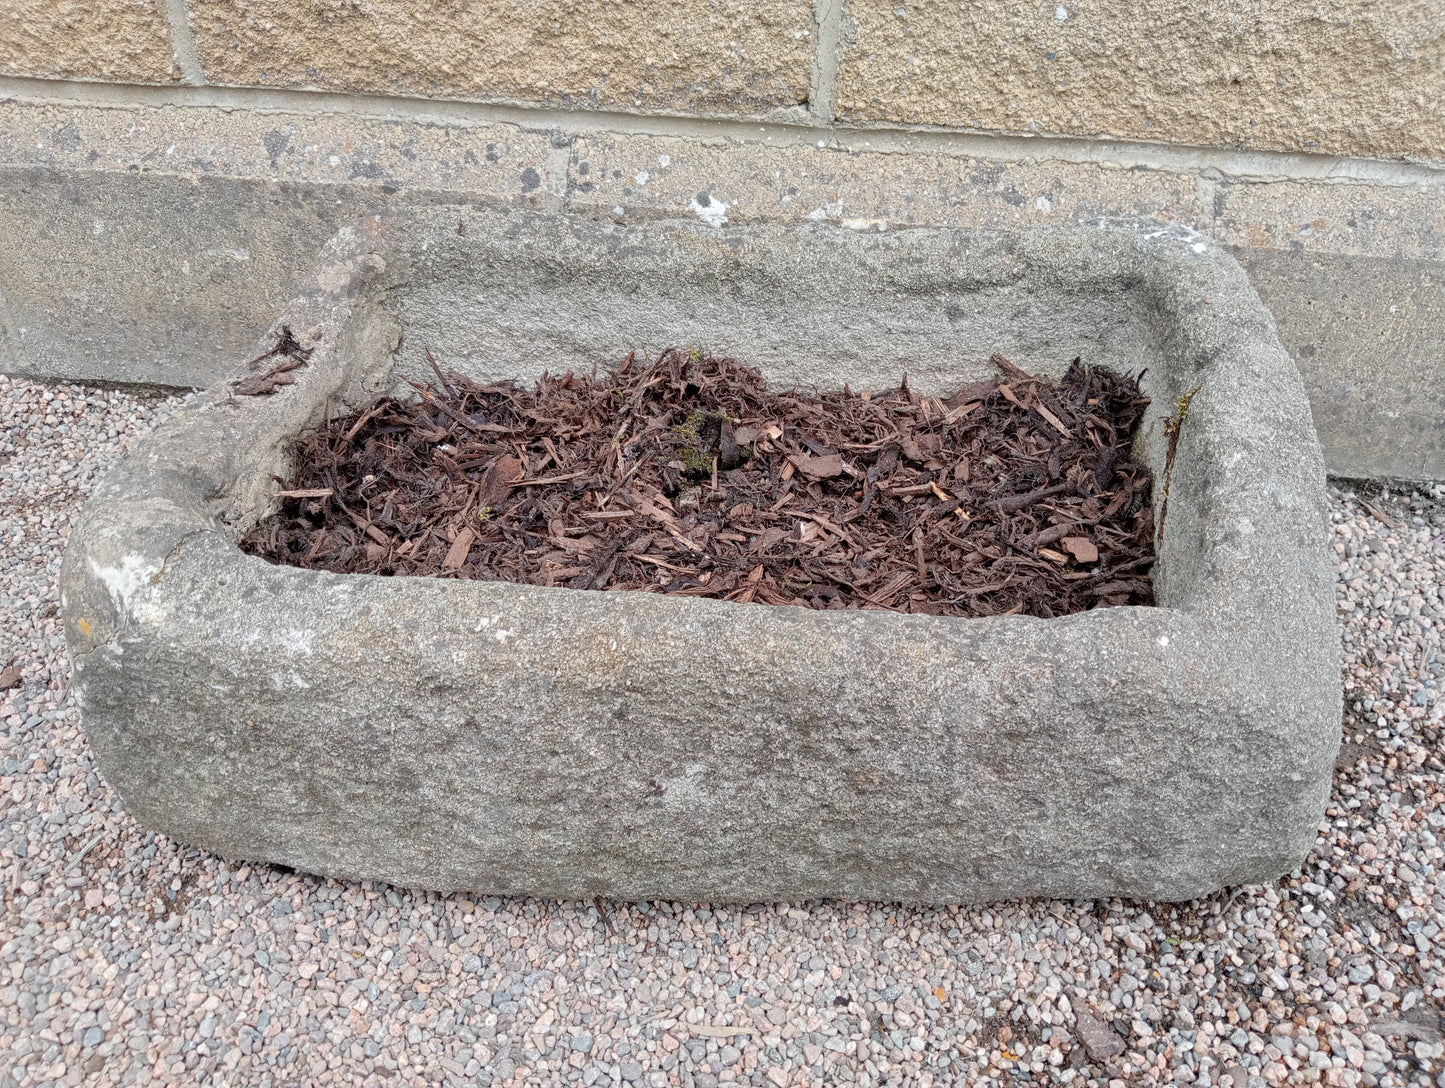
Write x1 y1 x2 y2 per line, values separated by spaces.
839 1 1445 161
189 0 813 114
0 0 178 83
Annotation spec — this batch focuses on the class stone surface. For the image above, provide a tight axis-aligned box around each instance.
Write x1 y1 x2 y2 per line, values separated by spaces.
1 95 1442 477
1241 249 1445 483
838 1 1445 162
188 0 813 115
0 99 559 388
60 208 1339 903
1203 172 1445 481
0 0 177 83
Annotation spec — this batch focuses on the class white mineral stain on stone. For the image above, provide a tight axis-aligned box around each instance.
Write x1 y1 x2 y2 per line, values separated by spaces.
658 155 670 167
1055 4 1070 20
88 554 161 610
1192 241 1209 254
1158 635 1170 648
635 171 650 186
689 191 729 228
1035 196 1053 214
279 629 315 655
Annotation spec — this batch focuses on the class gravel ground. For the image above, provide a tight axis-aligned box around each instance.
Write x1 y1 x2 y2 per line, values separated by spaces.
2 374 1444 1088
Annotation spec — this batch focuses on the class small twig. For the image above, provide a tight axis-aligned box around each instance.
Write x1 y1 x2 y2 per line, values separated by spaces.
344 405 385 442
423 345 459 400
510 472 588 487
402 379 485 435
272 488 334 499
594 896 617 937
65 832 106 873
1359 499 1396 531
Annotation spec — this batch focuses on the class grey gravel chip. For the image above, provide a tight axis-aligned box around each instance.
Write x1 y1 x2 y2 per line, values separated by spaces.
1072 1005 1126 1061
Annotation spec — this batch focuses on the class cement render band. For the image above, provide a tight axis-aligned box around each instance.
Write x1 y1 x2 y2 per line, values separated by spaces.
1 90 1441 479
60 208 1341 904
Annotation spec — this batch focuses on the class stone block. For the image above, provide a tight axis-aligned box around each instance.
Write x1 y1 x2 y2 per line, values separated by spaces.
61 208 1339 903
189 0 813 115
1207 174 1445 482
0 0 177 83
0 100 558 388
838 1 1444 161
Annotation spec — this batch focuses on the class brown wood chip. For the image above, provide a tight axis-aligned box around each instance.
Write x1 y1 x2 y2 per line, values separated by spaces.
1034 402 1072 438
1061 536 1099 563
240 349 1154 618
444 527 477 569
788 453 845 479
479 455 523 508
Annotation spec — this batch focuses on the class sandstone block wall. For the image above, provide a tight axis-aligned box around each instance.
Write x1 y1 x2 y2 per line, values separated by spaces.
0 0 1441 477
187 0 815 115
839 1 1443 161
0 0 179 83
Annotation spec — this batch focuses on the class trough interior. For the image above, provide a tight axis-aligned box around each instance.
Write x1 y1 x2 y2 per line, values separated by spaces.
308 223 1196 611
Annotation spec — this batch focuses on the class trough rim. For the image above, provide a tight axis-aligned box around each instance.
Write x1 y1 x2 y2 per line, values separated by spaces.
66 207 1318 637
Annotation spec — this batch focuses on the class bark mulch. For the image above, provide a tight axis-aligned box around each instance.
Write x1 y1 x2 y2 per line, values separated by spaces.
238 349 1155 618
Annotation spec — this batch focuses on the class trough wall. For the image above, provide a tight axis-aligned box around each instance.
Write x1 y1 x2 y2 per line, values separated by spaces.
1 0 1442 479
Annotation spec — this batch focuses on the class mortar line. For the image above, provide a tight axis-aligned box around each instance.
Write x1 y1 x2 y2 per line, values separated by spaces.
156 0 205 87
1 75 1442 189
1192 175 1220 233
0 279 21 372
809 0 846 124
543 134 572 214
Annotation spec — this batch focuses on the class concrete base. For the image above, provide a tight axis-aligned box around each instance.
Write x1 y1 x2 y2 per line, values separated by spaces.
60 208 1340 904
1 87 1441 479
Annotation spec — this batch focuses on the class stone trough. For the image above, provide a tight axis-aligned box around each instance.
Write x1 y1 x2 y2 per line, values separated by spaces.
61 207 1340 904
